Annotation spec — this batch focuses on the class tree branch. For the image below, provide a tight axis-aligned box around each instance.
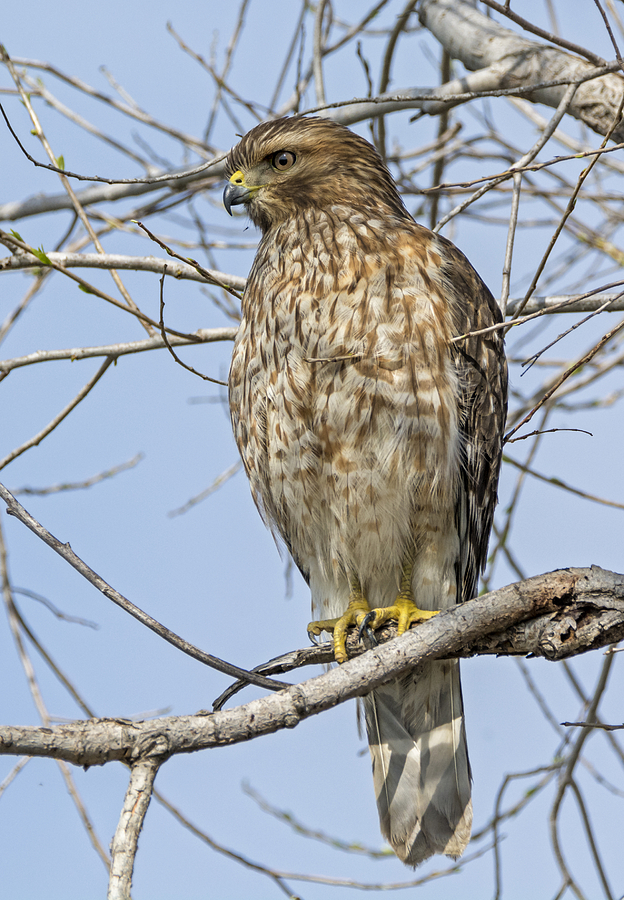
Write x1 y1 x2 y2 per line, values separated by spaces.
419 0 624 141
0 328 237 377
0 567 621 766
108 758 159 900
0 250 246 290
0 482 289 694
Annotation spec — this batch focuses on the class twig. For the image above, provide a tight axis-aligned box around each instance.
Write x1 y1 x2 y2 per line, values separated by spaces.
12 587 97 629
453 280 624 344
168 461 241 517
312 1 328 109
499 172 522 316
376 0 419 161
0 482 289 693
6 54 215 153
522 293 624 370
1 48 152 334
434 80 580 232
562 662 624 765
428 49 452 229
592 0 624 72
492 765 558 899
153 790 301 900
0 248 246 290
0 231 200 339
511 89 624 321
0 756 30 800
550 653 616 899
0 328 237 377
0 521 110 869
13 454 144 496
0 357 114 471
201 0 253 143
158 269 227 385
242 781 391 858
569 779 615 900
133 221 243 300
479 0 606 66
562 722 624 731
506 428 592 444
505 314 624 441
503 455 624 510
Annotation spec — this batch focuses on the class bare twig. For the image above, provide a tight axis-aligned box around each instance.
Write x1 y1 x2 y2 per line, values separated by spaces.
2 49 152 334
505 314 624 441
0 482 289 693
0 249 246 290
157 269 227 386
168 461 241 517
550 653 616 900
478 0 606 66
0 329 236 377
503 455 624 511
0 357 115 471
313 0 329 107
133 221 243 300
0 522 110 869
13 454 143 496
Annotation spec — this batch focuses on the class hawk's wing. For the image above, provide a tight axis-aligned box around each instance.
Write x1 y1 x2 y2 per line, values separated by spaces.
437 234 508 603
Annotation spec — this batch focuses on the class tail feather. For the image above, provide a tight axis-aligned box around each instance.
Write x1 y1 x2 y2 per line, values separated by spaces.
364 659 472 866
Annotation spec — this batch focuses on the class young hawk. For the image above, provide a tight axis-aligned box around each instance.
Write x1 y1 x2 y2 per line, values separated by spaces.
224 116 507 866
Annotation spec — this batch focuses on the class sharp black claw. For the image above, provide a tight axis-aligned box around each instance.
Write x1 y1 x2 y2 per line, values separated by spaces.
358 610 377 643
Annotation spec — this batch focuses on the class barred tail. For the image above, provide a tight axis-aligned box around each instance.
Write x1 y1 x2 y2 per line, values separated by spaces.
364 659 472 865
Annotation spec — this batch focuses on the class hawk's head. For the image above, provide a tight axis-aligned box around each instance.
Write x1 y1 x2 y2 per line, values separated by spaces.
223 116 409 233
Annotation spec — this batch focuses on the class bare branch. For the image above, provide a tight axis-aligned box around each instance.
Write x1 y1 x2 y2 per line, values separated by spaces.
0 482 289 694
13 454 144 496
0 357 114 471
0 250 246 290
0 328 237 377
0 567 622 765
419 0 624 141
478 0 607 66
108 759 159 900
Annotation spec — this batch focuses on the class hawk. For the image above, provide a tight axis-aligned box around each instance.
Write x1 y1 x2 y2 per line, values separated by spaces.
224 116 507 866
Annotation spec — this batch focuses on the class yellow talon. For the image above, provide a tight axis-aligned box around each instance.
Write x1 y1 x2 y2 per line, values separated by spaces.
307 579 370 663
307 564 439 662
365 597 438 635
366 560 438 635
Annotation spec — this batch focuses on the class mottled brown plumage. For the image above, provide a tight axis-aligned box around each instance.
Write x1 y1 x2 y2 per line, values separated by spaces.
224 116 507 866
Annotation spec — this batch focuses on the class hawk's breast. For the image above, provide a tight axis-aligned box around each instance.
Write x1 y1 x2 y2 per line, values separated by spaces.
229 209 461 605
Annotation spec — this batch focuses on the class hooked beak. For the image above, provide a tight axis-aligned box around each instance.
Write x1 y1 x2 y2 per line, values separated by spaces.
223 171 255 215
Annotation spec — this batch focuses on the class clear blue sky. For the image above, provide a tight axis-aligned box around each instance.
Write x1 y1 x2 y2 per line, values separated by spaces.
1 2 622 898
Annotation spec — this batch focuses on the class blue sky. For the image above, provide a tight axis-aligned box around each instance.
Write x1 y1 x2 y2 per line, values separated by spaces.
1 2 623 898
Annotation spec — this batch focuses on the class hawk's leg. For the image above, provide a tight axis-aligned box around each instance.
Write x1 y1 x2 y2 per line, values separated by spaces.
307 577 371 664
362 561 439 635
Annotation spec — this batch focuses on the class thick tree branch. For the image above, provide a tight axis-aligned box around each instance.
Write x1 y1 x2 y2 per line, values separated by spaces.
213 568 624 708
4 9 624 226
0 567 621 767
419 0 624 141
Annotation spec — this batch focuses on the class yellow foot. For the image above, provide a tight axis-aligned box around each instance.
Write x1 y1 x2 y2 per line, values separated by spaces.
363 595 438 636
364 561 438 636
307 582 370 664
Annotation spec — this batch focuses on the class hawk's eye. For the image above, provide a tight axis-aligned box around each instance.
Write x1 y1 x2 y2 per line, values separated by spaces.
272 150 296 171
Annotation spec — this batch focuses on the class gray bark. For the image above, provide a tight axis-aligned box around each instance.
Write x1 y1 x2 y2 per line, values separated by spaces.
0 567 621 768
